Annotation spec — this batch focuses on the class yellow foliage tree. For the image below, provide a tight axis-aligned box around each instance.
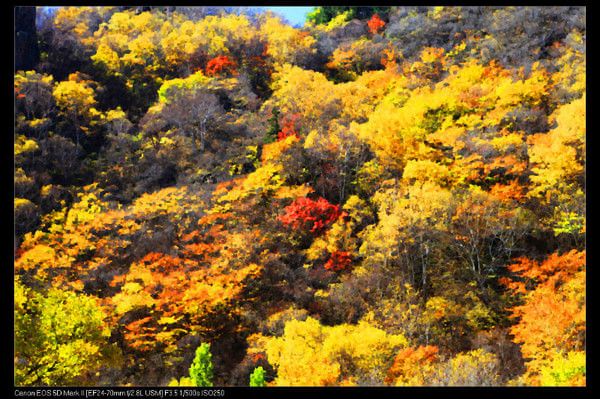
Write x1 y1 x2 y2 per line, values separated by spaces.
249 316 407 385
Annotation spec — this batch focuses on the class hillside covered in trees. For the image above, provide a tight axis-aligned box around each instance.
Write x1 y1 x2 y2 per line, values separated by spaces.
14 6 586 387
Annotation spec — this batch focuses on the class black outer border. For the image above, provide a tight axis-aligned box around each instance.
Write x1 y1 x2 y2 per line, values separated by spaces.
2 386 596 398
3 1 594 398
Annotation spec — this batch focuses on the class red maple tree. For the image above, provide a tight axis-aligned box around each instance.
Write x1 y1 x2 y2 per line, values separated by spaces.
205 55 237 77
324 250 352 271
277 113 301 141
278 196 341 235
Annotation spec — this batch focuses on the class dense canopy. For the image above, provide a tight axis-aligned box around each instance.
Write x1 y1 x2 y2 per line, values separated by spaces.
14 6 585 387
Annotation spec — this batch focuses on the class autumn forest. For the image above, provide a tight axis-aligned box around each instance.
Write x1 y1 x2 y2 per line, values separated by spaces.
14 6 586 387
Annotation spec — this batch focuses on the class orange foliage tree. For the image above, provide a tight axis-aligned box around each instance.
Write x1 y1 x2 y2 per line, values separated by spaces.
501 250 585 385
386 345 439 385
367 14 386 35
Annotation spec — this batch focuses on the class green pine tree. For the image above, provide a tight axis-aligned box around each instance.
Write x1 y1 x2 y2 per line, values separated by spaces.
249 366 266 387
189 343 213 387
264 107 280 144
